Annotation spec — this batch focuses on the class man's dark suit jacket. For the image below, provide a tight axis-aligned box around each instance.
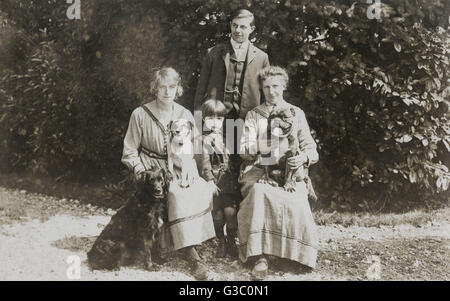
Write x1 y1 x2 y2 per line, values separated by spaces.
194 42 270 119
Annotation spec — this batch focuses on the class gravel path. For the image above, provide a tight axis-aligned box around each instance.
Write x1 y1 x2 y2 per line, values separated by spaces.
0 187 448 281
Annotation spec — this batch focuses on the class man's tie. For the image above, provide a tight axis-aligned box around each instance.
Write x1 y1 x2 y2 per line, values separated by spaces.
235 44 243 60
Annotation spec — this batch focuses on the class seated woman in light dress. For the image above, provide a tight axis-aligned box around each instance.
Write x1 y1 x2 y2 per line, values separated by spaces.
238 66 319 280
121 67 215 280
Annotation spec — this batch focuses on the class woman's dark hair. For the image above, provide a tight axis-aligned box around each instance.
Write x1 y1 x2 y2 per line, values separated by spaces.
201 99 228 118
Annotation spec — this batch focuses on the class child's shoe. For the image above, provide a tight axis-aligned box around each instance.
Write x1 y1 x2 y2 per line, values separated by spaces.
225 226 239 258
216 237 227 258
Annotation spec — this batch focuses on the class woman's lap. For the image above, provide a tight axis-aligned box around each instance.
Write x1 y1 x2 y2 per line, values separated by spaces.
167 177 215 250
141 158 215 251
237 166 318 268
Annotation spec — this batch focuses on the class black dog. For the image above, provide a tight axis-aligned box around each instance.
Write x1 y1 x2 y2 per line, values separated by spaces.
87 167 171 271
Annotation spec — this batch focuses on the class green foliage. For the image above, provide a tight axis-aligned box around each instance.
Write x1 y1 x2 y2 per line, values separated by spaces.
0 0 448 208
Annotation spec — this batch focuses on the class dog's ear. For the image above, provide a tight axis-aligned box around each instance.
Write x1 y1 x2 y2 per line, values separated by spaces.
144 172 150 184
136 171 147 190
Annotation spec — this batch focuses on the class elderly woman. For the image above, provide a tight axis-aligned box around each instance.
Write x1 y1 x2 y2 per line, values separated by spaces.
121 67 215 280
238 66 319 280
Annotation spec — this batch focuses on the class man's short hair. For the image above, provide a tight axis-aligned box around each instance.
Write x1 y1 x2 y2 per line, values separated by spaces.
229 9 255 27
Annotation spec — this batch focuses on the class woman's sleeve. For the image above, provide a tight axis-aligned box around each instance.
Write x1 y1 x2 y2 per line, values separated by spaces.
239 110 259 161
121 108 146 175
297 109 319 166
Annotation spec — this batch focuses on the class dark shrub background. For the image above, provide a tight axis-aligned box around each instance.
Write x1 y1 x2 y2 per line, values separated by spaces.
0 0 449 210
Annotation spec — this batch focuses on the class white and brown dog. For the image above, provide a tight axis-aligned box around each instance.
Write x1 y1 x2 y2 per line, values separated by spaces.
167 119 198 188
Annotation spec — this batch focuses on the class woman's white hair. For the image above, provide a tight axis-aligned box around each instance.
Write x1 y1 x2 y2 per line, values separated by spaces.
257 66 289 89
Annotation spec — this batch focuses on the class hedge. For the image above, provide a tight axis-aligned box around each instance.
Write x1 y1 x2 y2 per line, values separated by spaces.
0 0 448 209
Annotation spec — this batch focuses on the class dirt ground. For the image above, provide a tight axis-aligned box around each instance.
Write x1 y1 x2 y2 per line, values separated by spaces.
0 186 448 281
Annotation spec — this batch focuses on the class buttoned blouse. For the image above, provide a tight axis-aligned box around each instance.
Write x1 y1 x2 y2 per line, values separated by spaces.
121 101 196 175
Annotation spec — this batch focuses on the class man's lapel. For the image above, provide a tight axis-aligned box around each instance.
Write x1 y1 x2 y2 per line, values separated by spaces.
223 42 257 67
247 43 258 66
222 43 231 76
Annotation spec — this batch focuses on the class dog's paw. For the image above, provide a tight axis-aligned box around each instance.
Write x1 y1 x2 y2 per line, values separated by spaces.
178 176 188 188
267 178 279 187
179 182 189 189
285 187 296 193
283 183 296 192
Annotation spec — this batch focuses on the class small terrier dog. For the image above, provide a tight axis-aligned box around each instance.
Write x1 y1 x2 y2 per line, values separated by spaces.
87 167 171 271
258 106 317 201
167 119 198 188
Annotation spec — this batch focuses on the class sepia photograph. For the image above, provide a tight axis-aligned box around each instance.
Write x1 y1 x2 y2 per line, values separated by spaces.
0 0 448 286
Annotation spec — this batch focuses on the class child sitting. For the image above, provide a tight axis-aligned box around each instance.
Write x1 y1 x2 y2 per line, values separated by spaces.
200 99 239 258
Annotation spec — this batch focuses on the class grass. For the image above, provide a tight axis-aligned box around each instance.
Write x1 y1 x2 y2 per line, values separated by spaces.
1 173 448 281
0 172 125 209
313 207 449 227
0 171 448 228
51 236 96 253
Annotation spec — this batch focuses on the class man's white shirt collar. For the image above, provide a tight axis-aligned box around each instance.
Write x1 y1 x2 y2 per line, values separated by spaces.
230 38 249 60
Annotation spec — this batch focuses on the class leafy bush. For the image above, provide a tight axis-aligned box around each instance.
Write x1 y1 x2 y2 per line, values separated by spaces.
0 0 448 209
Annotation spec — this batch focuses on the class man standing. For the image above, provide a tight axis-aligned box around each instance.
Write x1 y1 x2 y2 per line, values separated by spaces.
194 9 270 120
194 8 269 258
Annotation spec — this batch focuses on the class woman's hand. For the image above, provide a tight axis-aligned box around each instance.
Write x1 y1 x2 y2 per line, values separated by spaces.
286 153 308 169
135 171 145 183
